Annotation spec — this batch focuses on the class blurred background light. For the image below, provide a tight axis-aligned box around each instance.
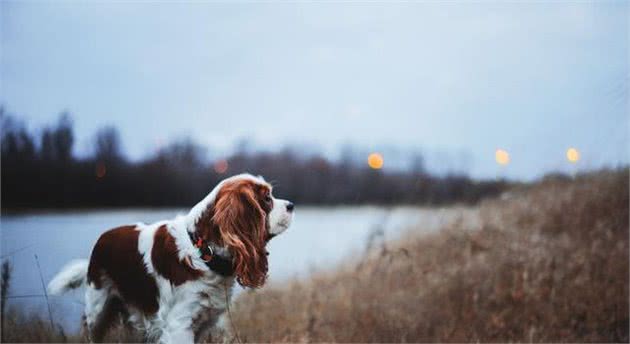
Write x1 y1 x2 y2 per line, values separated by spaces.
368 153 384 169
95 162 106 178
566 148 580 163
213 159 228 174
495 149 510 166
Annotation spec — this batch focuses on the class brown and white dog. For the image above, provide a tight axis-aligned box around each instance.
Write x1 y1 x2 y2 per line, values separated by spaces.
48 174 294 343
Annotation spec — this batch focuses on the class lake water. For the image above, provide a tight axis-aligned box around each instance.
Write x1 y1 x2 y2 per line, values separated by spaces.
0 206 471 333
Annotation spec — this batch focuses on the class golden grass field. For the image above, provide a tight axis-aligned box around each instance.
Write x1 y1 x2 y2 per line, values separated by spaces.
2 169 628 343
231 169 629 343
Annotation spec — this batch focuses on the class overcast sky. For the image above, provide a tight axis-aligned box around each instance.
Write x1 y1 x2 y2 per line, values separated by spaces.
1 1 628 180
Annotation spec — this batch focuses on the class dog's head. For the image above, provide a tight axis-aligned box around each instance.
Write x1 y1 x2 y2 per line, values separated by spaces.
195 174 294 288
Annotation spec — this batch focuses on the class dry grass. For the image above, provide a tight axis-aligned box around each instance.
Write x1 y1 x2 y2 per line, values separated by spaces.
1 309 81 343
1 306 141 343
232 169 629 343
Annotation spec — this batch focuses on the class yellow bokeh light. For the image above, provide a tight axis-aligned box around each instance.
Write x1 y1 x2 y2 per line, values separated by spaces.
567 148 580 163
367 153 384 169
495 149 510 165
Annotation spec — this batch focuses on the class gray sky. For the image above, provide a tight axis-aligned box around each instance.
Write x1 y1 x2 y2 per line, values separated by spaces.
1 1 628 180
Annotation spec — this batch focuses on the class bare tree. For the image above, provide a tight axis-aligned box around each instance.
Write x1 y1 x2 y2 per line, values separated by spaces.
94 126 124 163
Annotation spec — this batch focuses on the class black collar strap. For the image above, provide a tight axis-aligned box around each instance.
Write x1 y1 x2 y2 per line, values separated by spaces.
187 231 234 277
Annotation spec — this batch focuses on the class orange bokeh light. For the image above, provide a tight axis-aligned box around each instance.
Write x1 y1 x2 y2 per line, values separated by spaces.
367 153 384 169
96 162 107 178
214 159 228 174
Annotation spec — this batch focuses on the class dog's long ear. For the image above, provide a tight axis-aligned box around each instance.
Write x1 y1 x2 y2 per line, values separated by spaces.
212 182 268 288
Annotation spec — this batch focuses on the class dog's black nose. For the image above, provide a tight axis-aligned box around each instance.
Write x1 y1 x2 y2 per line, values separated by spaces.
286 202 294 212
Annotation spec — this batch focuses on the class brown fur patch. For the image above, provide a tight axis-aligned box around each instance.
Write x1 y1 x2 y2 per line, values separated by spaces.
87 225 159 314
211 179 270 288
152 225 203 286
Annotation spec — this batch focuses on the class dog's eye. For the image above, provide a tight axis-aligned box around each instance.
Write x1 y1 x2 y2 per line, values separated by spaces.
265 194 272 203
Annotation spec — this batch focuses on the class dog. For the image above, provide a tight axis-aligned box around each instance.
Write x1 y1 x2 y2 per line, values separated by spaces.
47 173 294 343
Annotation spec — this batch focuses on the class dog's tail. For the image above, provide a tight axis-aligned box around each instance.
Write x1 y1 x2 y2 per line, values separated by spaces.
47 259 89 295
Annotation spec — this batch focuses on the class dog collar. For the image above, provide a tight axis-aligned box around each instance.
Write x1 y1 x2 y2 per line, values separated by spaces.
187 231 234 277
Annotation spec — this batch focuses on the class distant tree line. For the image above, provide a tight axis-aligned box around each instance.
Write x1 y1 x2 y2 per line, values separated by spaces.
1 111 508 210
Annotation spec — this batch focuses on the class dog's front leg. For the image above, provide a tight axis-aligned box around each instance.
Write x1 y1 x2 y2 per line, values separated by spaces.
158 327 195 344
206 313 235 344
